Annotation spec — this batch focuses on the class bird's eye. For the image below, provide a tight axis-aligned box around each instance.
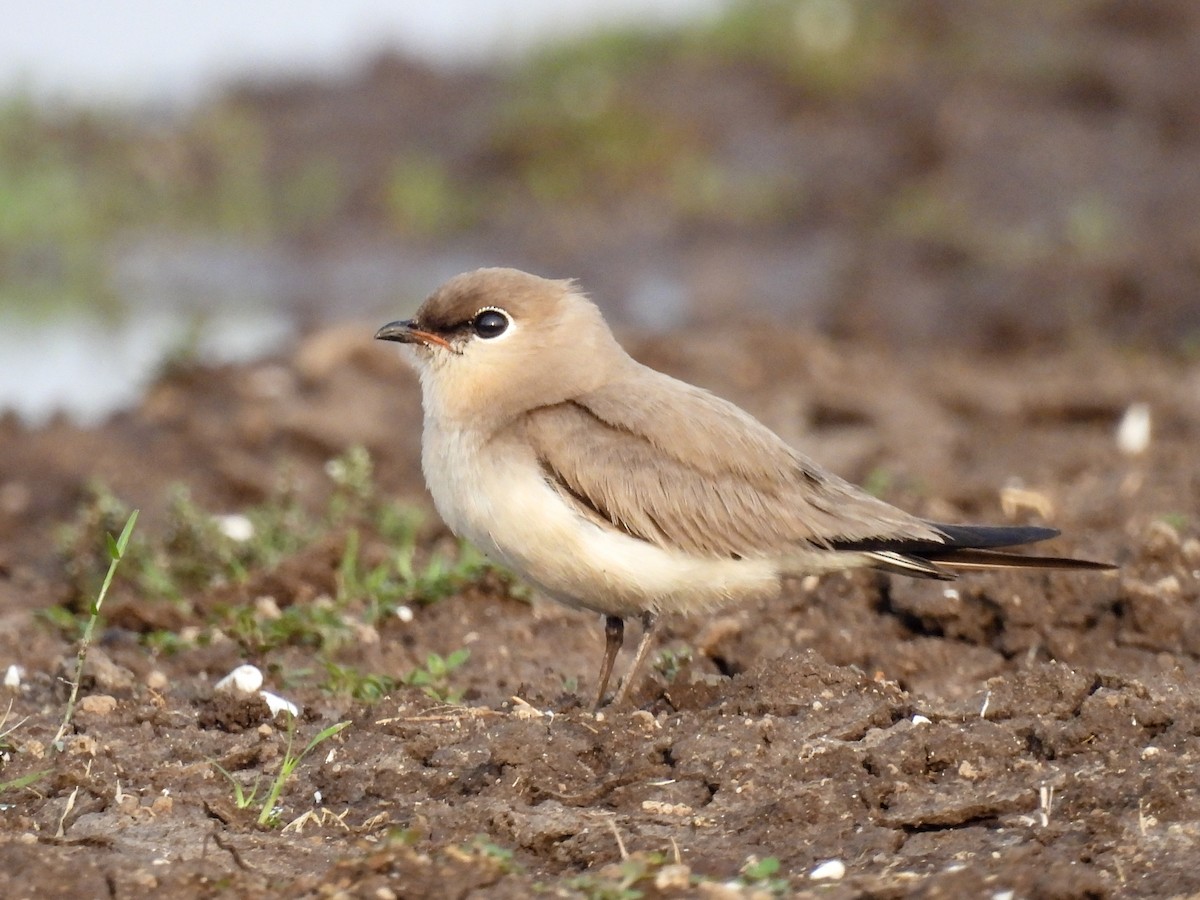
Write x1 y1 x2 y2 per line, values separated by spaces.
472 308 510 339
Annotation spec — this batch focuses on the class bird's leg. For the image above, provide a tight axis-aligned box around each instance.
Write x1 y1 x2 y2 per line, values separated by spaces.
610 611 659 708
594 615 625 710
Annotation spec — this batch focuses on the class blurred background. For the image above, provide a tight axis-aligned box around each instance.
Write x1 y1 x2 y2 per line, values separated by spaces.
2 0 1198 423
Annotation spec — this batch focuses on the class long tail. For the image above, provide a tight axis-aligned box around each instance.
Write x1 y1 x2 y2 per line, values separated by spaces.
835 523 1116 581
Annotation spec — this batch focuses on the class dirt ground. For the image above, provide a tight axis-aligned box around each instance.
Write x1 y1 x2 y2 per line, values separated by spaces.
1 327 1197 898
4 2 1200 897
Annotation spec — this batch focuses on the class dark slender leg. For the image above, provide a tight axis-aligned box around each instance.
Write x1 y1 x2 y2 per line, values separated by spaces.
611 611 658 708
594 615 625 710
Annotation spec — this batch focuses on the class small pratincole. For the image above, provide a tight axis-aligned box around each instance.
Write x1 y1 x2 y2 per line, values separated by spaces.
376 268 1115 709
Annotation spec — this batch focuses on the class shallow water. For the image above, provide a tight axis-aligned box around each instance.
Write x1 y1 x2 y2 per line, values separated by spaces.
0 2 722 423
0 305 293 426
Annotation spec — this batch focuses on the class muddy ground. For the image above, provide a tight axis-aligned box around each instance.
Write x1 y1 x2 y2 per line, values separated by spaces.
4 1 1200 897
1 329 1197 898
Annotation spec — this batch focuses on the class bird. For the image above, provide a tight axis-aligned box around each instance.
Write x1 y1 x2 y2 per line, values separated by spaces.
375 267 1115 709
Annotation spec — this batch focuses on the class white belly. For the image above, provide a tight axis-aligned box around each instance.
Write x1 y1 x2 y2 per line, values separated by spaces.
421 421 781 617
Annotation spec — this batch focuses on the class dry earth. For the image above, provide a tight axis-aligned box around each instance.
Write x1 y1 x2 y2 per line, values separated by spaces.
3 1 1200 896
0 326 1198 898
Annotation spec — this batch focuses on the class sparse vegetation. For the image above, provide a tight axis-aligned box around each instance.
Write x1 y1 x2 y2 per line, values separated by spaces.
322 662 398 702
214 717 349 828
52 508 138 747
467 835 520 874
560 852 792 897
654 646 693 682
402 649 471 704
257 718 349 828
210 762 264 812
45 447 512 702
0 703 48 797
565 852 668 900
0 2 928 320
738 855 790 893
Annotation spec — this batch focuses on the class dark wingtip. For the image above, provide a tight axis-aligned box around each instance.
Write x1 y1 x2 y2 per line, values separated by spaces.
931 523 1061 550
833 522 1062 555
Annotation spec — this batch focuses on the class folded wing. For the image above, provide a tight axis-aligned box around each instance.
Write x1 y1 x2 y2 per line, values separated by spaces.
520 368 943 560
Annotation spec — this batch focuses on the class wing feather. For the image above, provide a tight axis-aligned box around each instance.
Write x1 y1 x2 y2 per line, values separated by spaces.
520 369 941 560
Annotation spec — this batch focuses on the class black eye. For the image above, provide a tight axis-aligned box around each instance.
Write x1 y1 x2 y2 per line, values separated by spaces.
473 308 509 339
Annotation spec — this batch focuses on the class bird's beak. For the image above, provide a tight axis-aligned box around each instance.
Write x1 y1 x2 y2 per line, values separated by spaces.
374 319 452 350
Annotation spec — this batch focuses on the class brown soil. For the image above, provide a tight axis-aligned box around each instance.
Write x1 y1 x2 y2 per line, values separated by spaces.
4 2 1200 896
1 327 1197 898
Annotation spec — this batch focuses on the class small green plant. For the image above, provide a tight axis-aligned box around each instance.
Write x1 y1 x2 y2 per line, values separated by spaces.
402 649 471 704
256 717 350 828
52 509 138 747
322 662 398 702
0 769 49 795
48 449 514 704
337 525 496 624
468 835 519 874
143 628 199 657
738 855 789 894
55 482 143 604
326 444 375 521
226 598 352 654
654 646 693 682
565 852 667 900
210 763 263 811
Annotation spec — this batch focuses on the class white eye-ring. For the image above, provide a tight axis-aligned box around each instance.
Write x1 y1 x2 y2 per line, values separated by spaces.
472 307 511 339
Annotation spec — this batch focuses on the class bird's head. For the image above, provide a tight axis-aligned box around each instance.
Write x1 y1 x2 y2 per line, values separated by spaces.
376 268 625 424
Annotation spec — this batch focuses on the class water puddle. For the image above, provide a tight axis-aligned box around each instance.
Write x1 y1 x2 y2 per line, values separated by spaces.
0 305 295 426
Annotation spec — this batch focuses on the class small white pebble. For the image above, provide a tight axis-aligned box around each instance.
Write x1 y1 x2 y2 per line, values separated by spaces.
3 664 21 689
1141 746 1160 759
214 513 255 542
395 605 414 623
1116 402 1152 456
313 790 322 804
942 587 960 601
260 690 300 717
992 891 1015 900
215 664 264 694
911 714 932 726
810 859 846 881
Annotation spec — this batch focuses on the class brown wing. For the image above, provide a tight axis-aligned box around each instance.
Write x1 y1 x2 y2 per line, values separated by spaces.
520 367 942 559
